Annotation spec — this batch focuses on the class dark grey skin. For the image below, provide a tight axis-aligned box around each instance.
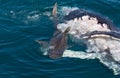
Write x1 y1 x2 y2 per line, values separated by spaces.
80 31 120 39
48 27 70 59
63 7 120 63
63 8 120 39
64 9 120 32
36 27 70 59
36 3 70 59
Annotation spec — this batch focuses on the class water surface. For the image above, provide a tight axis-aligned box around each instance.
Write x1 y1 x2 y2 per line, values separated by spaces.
0 0 120 78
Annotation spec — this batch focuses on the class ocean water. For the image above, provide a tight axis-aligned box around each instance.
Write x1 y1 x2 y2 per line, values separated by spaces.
0 0 120 78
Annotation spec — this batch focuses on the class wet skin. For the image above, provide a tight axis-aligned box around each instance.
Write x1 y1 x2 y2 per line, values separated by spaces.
36 3 70 59
37 3 120 59
48 31 67 59
48 26 70 59
64 9 120 32
80 31 120 39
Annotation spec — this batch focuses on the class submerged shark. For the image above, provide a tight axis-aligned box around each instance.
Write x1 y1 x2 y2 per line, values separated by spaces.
36 3 70 59
36 3 120 63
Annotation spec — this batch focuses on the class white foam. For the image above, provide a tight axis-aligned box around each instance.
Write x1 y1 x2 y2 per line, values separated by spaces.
97 52 120 75
27 11 40 21
56 7 120 75
62 49 120 75
57 15 110 37
63 50 97 59
10 10 16 18
60 7 79 16
43 11 51 17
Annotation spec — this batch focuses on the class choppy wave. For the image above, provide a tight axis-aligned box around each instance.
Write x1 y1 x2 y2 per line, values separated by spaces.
62 50 120 75
42 48 120 75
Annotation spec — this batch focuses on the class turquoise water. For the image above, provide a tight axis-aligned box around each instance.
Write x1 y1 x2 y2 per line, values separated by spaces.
0 0 120 78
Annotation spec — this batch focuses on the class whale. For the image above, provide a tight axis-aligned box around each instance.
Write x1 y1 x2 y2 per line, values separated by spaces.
53 3 120 65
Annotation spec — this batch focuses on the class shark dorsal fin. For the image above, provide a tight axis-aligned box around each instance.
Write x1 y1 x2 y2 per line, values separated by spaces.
52 2 57 18
52 2 58 29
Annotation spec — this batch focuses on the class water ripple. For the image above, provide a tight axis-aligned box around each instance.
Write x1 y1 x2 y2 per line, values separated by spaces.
0 0 120 78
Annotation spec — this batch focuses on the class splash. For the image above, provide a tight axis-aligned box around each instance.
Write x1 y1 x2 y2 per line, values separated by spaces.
62 49 120 75
56 6 120 75
63 50 97 59
27 11 40 21
59 7 79 16
8 10 52 25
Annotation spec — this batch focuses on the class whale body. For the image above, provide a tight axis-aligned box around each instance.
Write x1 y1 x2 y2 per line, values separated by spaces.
57 7 120 64
36 3 120 63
